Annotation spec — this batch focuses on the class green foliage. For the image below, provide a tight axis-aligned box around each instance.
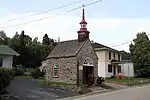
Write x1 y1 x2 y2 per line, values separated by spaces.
12 65 25 76
37 79 73 87
0 30 57 68
0 31 10 45
130 32 150 77
42 34 50 45
31 69 45 78
106 77 150 86
42 33 56 45
96 76 105 86
0 68 13 94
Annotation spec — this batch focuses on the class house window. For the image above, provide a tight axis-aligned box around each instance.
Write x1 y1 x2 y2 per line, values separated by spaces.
108 64 112 73
113 52 115 59
118 54 120 61
53 64 59 78
0 58 3 67
118 65 121 73
109 52 111 60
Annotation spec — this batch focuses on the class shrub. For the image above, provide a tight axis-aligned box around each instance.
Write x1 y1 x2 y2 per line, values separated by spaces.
12 65 25 76
0 68 13 94
96 76 105 86
31 69 45 78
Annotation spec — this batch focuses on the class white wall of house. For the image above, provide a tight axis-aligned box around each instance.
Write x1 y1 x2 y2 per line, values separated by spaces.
105 50 122 61
121 62 134 77
95 49 123 77
98 61 106 77
105 62 113 77
0 54 13 69
95 50 106 77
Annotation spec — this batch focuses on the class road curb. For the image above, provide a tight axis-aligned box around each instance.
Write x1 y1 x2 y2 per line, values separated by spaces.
57 89 114 100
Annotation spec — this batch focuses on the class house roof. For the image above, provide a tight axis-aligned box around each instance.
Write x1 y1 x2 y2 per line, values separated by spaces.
47 39 86 58
0 45 19 56
92 42 120 53
120 51 132 60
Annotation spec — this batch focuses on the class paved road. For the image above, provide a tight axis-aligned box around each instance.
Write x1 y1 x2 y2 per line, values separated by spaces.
73 85 150 100
6 78 77 100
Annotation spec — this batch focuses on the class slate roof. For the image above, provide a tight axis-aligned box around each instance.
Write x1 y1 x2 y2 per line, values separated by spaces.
0 45 19 56
47 39 86 58
92 42 120 53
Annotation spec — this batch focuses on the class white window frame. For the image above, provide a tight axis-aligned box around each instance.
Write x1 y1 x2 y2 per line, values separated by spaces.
53 64 59 78
83 57 94 66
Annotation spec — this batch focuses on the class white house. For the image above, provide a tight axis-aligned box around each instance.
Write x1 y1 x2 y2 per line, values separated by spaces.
0 45 19 68
120 60 134 77
92 43 134 77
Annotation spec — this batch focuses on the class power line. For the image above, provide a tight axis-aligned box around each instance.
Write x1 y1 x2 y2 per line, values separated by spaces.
110 33 150 48
111 41 132 47
0 0 103 29
5 0 88 22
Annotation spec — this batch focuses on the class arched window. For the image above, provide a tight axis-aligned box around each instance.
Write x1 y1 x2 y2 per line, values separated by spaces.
53 64 59 78
83 57 93 66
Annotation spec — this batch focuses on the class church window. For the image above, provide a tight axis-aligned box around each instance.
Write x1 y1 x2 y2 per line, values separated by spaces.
53 64 59 78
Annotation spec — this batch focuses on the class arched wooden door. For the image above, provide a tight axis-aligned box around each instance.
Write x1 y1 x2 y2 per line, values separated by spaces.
83 57 94 87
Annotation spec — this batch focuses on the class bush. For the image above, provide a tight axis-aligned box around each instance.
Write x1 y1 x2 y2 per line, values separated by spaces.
0 68 13 94
96 76 105 86
31 69 45 78
12 65 25 76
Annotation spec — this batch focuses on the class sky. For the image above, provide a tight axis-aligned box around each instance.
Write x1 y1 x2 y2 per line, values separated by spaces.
0 0 150 52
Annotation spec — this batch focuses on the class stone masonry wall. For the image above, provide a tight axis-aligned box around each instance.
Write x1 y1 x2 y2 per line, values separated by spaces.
46 57 77 84
76 39 98 84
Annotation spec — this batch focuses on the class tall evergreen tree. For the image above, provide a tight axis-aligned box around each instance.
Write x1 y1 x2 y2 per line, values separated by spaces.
129 32 150 77
42 34 50 45
0 30 57 68
0 31 9 45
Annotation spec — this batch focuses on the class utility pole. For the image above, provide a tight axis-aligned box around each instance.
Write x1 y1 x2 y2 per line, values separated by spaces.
128 65 131 85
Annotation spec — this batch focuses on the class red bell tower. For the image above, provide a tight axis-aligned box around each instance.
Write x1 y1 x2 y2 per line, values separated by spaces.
77 6 90 42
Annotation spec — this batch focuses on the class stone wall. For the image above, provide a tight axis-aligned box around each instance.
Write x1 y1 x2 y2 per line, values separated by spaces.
46 39 98 86
46 57 77 84
76 39 98 85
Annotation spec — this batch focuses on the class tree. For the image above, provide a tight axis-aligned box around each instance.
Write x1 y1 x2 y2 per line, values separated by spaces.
42 34 50 45
9 31 33 67
129 32 150 77
0 31 9 45
0 30 57 68
42 33 57 60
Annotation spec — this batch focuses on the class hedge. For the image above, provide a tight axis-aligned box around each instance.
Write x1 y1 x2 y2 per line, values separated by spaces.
0 68 13 94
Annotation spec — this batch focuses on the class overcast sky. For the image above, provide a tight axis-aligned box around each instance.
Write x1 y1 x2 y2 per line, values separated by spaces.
0 0 150 52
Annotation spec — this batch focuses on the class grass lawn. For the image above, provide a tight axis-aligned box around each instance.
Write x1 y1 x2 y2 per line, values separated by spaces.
15 75 32 79
14 75 74 87
106 77 150 86
36 78 74 87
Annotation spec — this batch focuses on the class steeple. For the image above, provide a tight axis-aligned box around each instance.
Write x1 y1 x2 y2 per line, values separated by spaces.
77 6 90 42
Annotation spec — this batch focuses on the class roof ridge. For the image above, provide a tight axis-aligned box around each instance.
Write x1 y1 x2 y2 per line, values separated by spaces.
92 42 120 52
60 39 78 43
